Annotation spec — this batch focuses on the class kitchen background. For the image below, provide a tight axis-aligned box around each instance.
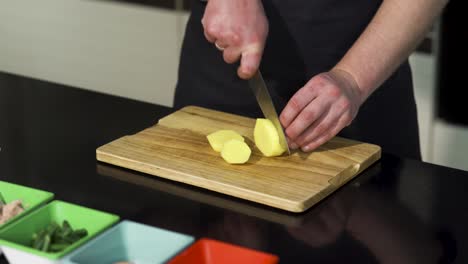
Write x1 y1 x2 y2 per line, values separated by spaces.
0 0 465 171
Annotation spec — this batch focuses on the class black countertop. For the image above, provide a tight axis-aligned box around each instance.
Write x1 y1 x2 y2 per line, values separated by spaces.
0 72 466 263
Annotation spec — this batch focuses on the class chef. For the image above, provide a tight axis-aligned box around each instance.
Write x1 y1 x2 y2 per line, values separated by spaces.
174 0 448 160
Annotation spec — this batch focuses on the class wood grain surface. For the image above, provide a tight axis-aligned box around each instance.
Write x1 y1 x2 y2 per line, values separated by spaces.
96 106 381 212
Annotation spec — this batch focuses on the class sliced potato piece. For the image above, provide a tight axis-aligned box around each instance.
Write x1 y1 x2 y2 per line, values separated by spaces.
207 130 244 152
221 139 252 164
254 118 286 157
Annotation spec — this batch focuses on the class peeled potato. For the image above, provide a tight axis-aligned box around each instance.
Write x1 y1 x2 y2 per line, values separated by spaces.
254 118 286 157
207 130 244 152
221 139 252 164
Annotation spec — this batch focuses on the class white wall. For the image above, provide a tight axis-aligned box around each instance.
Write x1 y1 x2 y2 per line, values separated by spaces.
410 53 436 162
0 0 187 107
410 53 468 172
432 121 468 171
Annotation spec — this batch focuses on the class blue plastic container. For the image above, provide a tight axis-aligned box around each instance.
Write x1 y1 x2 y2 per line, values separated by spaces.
63 220 194 264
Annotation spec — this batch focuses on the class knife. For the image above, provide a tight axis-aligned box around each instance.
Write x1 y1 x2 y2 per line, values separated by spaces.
248 70 291 155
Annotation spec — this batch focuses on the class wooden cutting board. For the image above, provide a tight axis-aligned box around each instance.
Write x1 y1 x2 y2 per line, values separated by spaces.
96 106 381 212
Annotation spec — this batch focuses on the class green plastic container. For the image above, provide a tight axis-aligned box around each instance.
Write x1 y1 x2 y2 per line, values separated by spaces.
0 181 54 230
0 200 119 262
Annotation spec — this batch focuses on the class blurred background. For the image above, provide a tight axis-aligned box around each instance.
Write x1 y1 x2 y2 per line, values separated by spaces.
0 0 465 171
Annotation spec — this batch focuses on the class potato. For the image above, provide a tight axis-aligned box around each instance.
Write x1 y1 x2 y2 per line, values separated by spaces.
207 130 244 152
254 118 286 157
221 139 252 164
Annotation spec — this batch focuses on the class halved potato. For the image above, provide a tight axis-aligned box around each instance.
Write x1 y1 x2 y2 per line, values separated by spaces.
221 139 252 164
207 130 244 152
254 118 286 157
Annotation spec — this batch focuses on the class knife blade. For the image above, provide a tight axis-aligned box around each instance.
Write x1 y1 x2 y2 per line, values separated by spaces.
248 70 291 155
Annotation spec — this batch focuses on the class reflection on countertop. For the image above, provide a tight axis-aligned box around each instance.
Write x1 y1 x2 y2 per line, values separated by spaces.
97 161 456 264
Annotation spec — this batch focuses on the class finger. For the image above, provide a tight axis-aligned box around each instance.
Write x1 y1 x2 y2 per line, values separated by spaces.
280 84 319 128
238 48 262 79
219 31 241 47
293 109 330 147
203 23 218 43
295 103 342 146
215 41 227 51
286 137 299 150
223 46 242 64
203 29 216 43
285 96 329 140
301 114 350 152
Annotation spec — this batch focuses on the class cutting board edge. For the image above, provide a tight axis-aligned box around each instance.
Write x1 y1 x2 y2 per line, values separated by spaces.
299 146 382 210
328 146 382 186
96 150 310 213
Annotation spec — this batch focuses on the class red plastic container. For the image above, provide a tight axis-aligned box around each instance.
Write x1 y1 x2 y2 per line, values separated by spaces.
168 238 279 264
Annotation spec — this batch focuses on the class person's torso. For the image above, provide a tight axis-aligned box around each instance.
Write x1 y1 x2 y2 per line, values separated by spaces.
264 0 383 76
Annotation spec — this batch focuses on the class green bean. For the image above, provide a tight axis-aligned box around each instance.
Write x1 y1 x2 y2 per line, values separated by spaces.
41 234 51 252
49 243 70 252
61 220 72 237
72 229 88 238
0 192 6 205
32 230 46 249
32 236 44 250
46 222 59 236
30 220 88 253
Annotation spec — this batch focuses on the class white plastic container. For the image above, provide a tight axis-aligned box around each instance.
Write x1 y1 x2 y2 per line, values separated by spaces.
1 246 63 264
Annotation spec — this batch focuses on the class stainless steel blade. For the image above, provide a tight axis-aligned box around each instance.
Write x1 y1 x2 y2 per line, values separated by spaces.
248 70 291 155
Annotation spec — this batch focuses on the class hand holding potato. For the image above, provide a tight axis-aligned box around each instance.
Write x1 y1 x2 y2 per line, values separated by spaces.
280 69 364 152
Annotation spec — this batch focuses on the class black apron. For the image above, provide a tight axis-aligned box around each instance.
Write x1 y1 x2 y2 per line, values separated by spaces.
174 0 421 160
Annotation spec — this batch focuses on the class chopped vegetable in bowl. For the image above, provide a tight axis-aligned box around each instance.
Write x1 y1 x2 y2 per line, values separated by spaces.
0 192 25 225
31 220 88 253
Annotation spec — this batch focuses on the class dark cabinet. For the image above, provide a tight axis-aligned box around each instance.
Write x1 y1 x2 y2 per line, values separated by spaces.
436 0 466 126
